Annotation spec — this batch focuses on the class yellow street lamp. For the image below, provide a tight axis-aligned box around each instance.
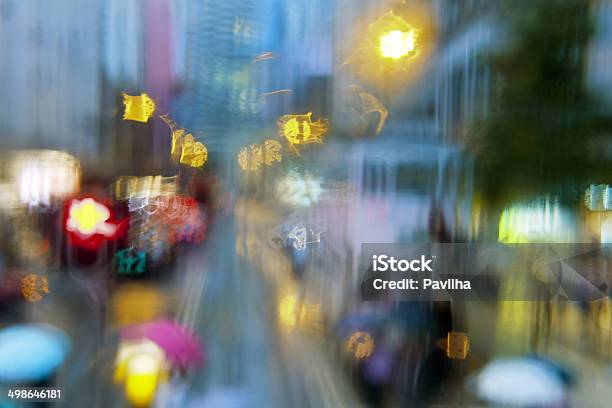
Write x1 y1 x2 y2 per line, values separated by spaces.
379 29 417 60
342 7 435 86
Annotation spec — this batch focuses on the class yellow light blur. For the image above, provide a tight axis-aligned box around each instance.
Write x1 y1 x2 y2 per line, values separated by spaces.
20 274 49 303
277 292 323 332
445 332 469 359
159 114 208 168
498 198 576 243
284 118 300 141
342 10 425 80
114 341 170 408
179 135 208 168
124 351 164 408
190 141 208 167
113 175 178 201
238 146 261 172
111 283 168 329
380 30 415 59
66 198 114 236
123 92 156 123
114 341 165 383
346 331 374 359
70 200 106 233
170 129 185 156
278 294 306 327
125 371 158 407
237 139 282 172
278 113 328 151
263 140 282 165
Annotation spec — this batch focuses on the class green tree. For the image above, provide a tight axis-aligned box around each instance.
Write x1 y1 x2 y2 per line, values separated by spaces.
471 0 612 206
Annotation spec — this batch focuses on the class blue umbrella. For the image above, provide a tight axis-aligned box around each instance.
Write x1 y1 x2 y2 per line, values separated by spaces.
0 324 71 383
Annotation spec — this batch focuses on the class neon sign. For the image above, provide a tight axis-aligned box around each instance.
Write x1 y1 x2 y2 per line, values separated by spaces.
160 115 208 168
346 331 375 359
20 274 49 303
237 139 282 172
286 226 324 250
113 175 178 201
115 248 146 275
278 113 328 152
64 197 126 249
123 93 156 123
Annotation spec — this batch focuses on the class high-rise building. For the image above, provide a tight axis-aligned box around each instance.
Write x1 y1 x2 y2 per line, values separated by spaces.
171 0 265 155
0 0 102 159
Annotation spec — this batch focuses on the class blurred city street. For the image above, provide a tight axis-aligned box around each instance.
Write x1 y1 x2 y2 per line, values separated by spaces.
2 0 612 407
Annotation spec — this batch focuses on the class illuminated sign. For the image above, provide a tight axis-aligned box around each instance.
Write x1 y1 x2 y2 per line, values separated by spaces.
113 175 178 201
123 93 156 123
275 170 323 207
238 144 262 172
176 133 208 168
67 198 116 236
498 198 576 243
115 248 146 275
7 150 81 208
444 332 469 359
263 140 282 165
346 331 375 359
237 139 282 172
278 113 328 152
127 195 197 221
286 225 324 250
20 274 49 303
167 200 206 244
65 197 126 249
160 115 208 168
159 196 198 222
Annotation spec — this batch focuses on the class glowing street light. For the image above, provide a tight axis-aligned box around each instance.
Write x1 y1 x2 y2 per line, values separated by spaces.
370 11 419 64
342 10 429 81
380 29 416 59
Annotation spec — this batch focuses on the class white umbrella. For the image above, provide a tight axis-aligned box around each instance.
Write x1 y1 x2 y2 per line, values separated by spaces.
476 358 567 407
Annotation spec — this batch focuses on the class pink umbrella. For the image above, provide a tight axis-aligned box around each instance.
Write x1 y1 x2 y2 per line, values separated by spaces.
121 319 205 372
